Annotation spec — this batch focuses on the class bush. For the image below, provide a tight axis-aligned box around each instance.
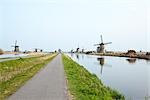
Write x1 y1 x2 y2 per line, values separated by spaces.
0 49 4 55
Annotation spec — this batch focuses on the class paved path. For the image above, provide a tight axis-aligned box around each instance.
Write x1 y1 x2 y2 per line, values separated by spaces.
8 54 68 100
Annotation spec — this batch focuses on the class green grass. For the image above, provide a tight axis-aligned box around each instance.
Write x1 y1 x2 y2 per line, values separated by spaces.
62 55 124 100
0 54 57 100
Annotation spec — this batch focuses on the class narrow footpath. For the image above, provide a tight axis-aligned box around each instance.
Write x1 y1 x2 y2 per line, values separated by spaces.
8 54 68 100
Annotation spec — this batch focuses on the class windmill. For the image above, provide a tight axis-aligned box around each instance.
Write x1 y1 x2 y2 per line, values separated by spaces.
81 47 85 53
34 48 43 52
94 35 112 53
11 40 19 52
76 44 80 53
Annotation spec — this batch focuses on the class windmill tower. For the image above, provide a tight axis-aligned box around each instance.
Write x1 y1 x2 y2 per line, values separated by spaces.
81 47 85 53
11 40 19 52
94 35 112 53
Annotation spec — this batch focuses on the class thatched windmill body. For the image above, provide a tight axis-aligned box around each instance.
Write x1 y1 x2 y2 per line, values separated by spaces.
94 35 112 53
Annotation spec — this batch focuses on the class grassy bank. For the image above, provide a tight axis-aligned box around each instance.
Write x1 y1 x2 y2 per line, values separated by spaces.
0 53 57 100
62 55 124 100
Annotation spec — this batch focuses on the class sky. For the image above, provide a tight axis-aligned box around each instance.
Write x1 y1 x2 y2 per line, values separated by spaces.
0 0 150 52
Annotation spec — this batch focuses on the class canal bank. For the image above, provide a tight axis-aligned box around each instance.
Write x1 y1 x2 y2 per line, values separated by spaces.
89 52 150 60
62 54 124 100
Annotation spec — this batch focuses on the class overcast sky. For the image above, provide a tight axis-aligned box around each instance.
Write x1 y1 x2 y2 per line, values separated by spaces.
0 0 150 52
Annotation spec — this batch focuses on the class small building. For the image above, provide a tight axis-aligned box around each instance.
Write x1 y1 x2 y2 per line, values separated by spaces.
126 50 136 57
146 52 150 56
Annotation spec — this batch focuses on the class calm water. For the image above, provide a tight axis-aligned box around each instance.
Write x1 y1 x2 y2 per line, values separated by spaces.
0 54 28 58
0 54 28 62
67 53 150 100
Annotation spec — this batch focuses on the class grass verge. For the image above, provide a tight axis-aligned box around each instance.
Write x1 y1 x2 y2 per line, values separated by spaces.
62 54 124 100
0 53 57 100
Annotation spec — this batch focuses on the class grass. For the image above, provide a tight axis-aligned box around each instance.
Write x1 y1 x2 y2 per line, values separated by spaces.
0 53 57 100
62 54 124 100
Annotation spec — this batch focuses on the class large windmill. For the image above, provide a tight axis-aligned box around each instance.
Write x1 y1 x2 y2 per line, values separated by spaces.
94 35 112 53
11 40 19 52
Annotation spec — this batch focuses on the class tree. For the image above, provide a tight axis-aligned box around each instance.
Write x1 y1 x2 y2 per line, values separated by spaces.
0 49 4 55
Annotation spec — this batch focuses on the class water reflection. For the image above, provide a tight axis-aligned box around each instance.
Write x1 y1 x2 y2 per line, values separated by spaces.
0 54 27 58
126 58 136 64
76 54 79 60
97 57 104 74
96 57 112 74
75 53 85 60
146 60 150 65
82 54 84 59
71 53 74 57
97 57 104 66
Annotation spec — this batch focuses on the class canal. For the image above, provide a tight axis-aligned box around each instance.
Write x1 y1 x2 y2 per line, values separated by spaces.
67 53 150 100
0 54 28 58
0 54 28 62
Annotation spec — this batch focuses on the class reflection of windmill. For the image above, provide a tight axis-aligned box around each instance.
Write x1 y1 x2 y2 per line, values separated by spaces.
126 58 136 64
76 54 79 60
97 57 104 66
94 35 112 53
97 57 105 74
11 40 19 52
96 57 112 74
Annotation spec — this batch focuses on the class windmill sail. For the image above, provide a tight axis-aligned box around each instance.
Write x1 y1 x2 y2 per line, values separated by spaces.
100 35 103 43
104 42 112 45
94 44 100 46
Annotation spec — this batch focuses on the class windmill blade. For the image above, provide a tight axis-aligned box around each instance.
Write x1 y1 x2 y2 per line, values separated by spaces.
94 44 100 46
104 42 112 45
101 35 103 43
15 40 17 46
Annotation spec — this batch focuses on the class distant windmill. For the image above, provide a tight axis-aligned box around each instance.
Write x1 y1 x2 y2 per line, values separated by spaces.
82 48 84 53
94 35 112 53
34 48 43 52
11 40 19 52
76 44 80 53
81 47 85 53
76 48 80 53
